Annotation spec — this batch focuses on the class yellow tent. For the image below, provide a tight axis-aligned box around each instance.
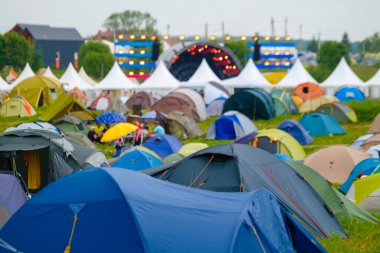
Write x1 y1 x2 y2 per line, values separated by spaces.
298 95 338 113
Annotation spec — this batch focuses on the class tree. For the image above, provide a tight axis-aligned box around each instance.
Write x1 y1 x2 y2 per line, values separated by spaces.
31 49 44 71
361 32 380 52
0 34 6 69
307 36 319 52
5 32 32 70
103 10 158 35
317 41 349 70
341 32 350 51
224 41 250 66
78 41 114 80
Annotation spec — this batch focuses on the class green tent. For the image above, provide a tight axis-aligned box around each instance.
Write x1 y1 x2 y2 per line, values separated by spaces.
314 102 357 123
40 94 95 122
0 96 37 117
53 115 88 135
286 160 377 223
162 153 185 164
256 128 306 160
10 76 65 107
271 89 298 116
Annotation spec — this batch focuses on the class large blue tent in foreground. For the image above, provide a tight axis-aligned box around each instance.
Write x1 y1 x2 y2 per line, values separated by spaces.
0 168 326 253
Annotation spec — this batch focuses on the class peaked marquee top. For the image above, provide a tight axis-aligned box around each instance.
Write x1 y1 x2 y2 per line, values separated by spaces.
60 63 91 90
91 62 136 90
43 66 59 81
182 59 221 88
10 63 35 89
321 58 364 87
223 59 271 88
366 68 380 86
79 67 97 86
277 58 317 87
138 61 180 90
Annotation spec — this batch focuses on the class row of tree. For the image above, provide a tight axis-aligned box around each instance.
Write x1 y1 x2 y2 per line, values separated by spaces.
0 32 44 72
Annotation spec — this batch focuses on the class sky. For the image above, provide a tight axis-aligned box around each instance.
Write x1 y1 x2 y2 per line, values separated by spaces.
0 0 379 41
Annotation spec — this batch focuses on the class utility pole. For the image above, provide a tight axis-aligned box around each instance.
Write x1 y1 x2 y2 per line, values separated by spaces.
299 24 303 40
284 17 288 36
271 17 275 37
166 24 170 35
205 21 208 38
221 21 225 37
317 30 322 50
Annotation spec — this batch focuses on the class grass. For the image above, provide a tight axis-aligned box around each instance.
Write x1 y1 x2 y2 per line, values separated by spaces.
1 102 380 252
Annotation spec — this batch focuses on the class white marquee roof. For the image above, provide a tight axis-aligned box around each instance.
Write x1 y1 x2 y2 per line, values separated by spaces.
181 59 220 88
321 58 364 87
43 66 59 81
79 67 98 86
366 68 380 86
90 62 136 90
10 63 35 89
222 59 271 88
60 63 91 91
0 76 11 91
137 61 180 90
276 58 317 87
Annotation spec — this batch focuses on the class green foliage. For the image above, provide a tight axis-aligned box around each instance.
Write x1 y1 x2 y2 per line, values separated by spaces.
31 49 44 71
307 66 332 82
341 32 351 51
318 41 349 70
224 41 250 66
347 100 380 122
307 35 319 53
361 32 380 52
103 10 158 35
78 41 114 80
0 34 6 69
4 32 32 70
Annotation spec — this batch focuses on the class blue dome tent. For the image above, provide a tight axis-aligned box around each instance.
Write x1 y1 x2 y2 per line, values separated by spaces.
111 147 163 171
143 134 182 158
335 87 365 102
300 113 346 136
278 119 313 145
0 168 327 253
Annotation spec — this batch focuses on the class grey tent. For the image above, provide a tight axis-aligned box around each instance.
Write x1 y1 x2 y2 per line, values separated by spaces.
167 111 204 139
206 99 226 116
144 144 346 238
0 126 108 192
206 110 257 140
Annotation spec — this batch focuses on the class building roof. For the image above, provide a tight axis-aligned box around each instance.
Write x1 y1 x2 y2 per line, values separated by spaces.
15 24 83 41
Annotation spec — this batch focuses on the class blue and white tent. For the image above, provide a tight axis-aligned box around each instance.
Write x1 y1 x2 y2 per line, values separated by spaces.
0 168 326 253
206 111 257 140
278 119 313 145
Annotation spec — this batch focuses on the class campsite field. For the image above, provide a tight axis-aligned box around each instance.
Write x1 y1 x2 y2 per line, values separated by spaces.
1 101 380 252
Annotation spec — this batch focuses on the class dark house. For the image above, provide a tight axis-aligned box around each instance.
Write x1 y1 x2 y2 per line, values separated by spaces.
11 24 84 68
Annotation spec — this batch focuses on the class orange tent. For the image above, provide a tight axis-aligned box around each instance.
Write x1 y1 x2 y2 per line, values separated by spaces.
294 82 324 100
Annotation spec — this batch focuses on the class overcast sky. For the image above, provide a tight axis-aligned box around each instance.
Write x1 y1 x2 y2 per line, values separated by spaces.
1 0 379 41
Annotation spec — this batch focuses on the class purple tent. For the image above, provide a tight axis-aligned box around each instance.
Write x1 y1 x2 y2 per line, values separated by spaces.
0 172 27 228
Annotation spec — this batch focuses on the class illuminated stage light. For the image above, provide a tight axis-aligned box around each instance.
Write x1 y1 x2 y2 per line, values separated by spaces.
225 35 231 41
285 36 292 41
129 71 134 75
140 35 146 40
129 35 135 40
264 61 270 66
274 61 280 66
150 35 157 40
232 65 236 69
129 60 134 65
194 35 200 40
129 50 134 54
264 51 270 55
118 61 124 65
274 36 280 41
140 50 146 54
140 61 145 65
240 36 247 41
179 35 185 40
163 35 169 40
118 50 123 54
264 36 270 41
224 55 229 59
210 35 217 41
284 61 291 66
275 51 280 55
285 51 290 55
118 34 124 40
219 57 223 61
253 36 259 41
139 72 144 75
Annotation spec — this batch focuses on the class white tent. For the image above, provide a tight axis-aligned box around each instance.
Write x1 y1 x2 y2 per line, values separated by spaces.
276 58 317 87
90 62 136 90
9 63 35 89
321 58 364 87
0 76 11 92
181 59 220 88
42 66 59 81
137 61 180 90
60 63 91 91
222 59 271 88
366 68 380 98
79 67 98 86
